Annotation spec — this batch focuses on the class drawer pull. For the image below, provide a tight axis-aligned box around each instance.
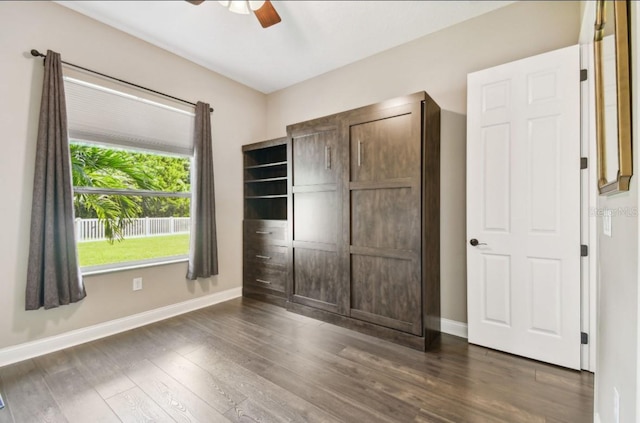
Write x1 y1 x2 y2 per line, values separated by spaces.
256 279 272 285
255 231 273 235
255 255 271 260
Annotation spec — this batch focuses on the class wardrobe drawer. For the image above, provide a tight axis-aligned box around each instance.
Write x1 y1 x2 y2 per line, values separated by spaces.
244 220 287 244
244 244 287 268
244 264 286 292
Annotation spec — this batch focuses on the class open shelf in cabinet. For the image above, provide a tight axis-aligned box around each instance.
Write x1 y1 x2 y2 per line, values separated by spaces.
242 140 288 220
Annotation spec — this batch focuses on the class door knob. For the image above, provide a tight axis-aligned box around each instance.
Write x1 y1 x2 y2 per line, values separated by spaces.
470 238 487 246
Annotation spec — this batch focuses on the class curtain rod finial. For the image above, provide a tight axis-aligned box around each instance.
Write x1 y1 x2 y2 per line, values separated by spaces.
30 49 44 58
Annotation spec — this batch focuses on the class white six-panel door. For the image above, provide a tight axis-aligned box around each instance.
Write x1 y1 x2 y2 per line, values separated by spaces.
466 45 581 370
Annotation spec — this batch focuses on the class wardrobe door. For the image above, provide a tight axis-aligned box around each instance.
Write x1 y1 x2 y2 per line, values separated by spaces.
347 102 423 335
289 119 344 313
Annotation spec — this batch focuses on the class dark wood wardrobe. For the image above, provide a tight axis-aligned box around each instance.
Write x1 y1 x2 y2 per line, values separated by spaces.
242 92 440 350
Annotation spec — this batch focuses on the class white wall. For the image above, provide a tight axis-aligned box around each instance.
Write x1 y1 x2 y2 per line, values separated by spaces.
440 111 468 324
577 1 640 421
0 1 266 350
590 1 640 421
265 0 581 323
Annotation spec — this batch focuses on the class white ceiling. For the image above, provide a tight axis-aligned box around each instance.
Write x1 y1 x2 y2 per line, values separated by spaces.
56 1 515 94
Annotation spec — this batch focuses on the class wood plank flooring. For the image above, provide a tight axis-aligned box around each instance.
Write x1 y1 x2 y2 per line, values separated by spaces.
0 297 593 422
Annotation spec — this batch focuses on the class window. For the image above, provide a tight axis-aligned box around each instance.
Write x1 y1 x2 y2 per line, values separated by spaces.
64 74 196 272
72 143 191 270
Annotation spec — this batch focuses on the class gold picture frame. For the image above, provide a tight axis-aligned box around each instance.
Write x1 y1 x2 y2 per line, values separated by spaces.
594 0 632 195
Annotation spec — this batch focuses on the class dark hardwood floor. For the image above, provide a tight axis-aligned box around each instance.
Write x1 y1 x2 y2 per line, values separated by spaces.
0 297 593 422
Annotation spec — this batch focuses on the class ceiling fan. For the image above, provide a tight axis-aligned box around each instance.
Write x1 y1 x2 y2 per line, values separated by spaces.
187 0 281 29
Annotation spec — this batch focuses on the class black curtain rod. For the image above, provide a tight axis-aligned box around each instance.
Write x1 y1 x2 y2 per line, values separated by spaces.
30 49 213 113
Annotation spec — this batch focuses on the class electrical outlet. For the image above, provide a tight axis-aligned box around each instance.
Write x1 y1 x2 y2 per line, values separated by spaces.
133 277 143 291
603 209 612 237
614 387 620 423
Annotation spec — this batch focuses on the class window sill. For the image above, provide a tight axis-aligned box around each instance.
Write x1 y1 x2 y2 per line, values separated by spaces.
81 256 189 277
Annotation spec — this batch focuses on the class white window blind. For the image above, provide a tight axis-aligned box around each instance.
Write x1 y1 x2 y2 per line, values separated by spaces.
64 77 195 156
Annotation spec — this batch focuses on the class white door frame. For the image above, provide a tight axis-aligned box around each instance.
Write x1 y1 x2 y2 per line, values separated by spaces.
580 42 597 373
578 1 599 374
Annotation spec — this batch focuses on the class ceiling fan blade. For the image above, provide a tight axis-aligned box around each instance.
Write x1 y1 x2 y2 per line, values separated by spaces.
254 1 281 28
186 0 204 5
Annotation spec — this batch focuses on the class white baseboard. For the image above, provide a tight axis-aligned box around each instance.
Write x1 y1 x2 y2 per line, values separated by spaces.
441 318 468 339
1 292 469 367
0 287 242 367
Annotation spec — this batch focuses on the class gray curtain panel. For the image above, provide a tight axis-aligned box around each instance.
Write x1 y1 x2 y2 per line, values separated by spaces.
187 102 219 279
26 50 85 310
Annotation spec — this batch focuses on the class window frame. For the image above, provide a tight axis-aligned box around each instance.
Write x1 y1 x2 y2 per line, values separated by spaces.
71 142 193 274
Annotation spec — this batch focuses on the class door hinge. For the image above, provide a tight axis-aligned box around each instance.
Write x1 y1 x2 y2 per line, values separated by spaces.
581 245 588 257
581 157 588 169
581 332 589 344
580 69 588 81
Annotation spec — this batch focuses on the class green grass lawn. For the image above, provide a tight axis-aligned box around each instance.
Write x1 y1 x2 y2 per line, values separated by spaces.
77 234 190 267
